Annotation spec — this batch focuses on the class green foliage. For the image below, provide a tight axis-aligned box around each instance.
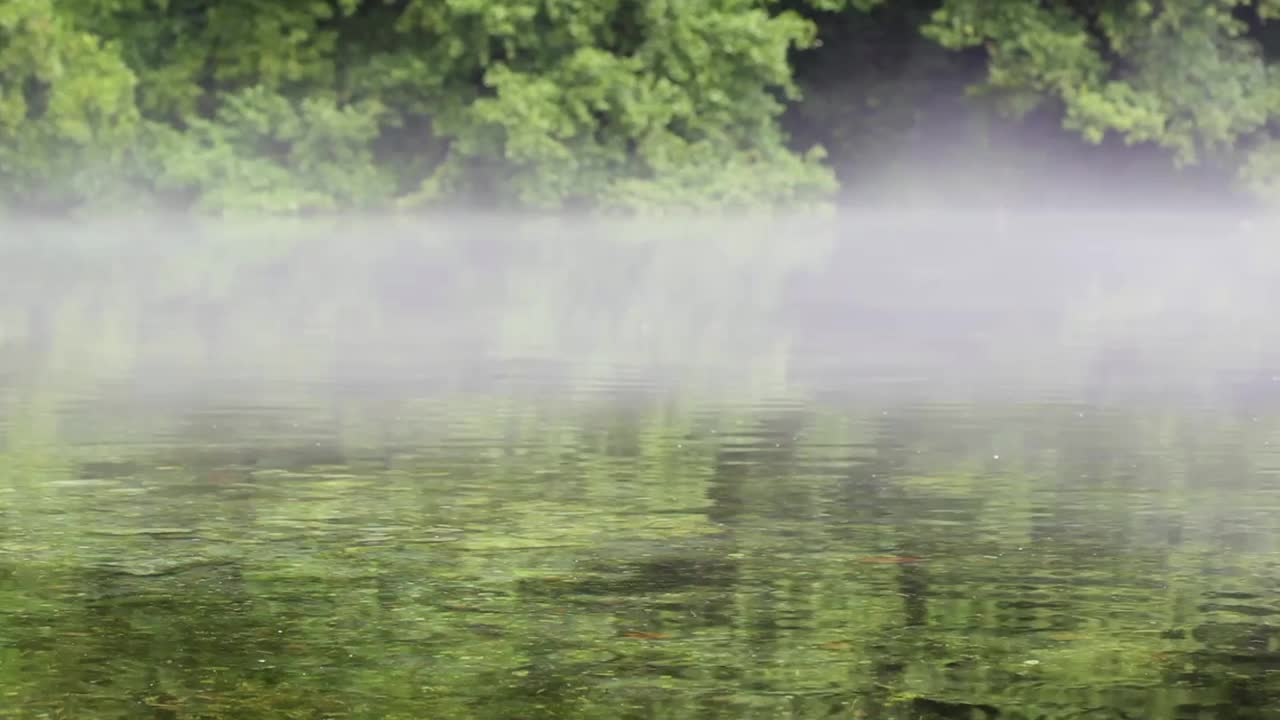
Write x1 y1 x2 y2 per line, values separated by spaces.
6 0 1280 212
151 87 391 213
399 0 835 209
923 0 1280 197
0 0 842 213
0 0 139 209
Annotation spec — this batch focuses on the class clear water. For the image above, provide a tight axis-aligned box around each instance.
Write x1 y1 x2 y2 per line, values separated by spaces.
3 216 1280 719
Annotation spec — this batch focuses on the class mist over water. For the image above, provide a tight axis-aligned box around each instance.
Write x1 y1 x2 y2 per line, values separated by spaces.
4 215 1280 719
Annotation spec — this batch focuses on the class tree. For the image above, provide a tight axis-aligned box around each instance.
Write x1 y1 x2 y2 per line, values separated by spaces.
921 0 1280 200
6 0 1280 213
2 0 842 213
0 0 139 212
390 0 838 210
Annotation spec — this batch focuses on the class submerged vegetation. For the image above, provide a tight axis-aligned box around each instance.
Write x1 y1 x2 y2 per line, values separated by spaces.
4 0 1280 213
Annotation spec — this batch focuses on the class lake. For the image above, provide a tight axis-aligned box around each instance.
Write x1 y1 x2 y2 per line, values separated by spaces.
3 215 1280 719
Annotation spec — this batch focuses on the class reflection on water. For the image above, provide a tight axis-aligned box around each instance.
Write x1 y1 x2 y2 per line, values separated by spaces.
4 216 1280 719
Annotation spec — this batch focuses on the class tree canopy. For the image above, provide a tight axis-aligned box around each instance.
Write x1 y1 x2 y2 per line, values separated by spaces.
4 0 1280 214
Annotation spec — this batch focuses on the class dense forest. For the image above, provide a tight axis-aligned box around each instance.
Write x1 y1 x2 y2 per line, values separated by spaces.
4 0 1280 213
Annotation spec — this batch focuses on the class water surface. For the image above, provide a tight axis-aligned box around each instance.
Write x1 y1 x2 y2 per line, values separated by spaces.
3 217 1280 719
